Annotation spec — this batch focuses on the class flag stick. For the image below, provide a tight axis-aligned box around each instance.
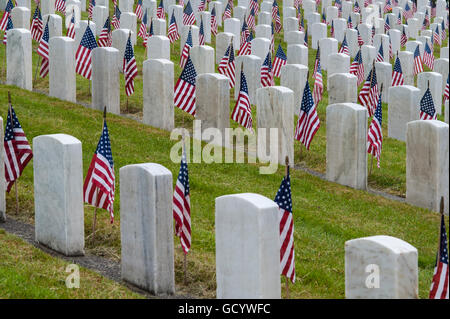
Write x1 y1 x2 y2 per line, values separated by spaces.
183 252 187 285
284 156 290 299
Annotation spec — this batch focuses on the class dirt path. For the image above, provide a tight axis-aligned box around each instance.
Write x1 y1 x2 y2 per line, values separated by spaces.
0 216 193 299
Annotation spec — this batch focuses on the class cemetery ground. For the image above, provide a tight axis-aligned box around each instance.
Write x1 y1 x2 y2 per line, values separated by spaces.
0 85 447 299
0 2 448 299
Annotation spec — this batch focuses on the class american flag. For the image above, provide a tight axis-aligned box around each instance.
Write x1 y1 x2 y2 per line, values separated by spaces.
157 0 165 19
3 105 33 193
274 6 282 33
299 16 305 32
272 44 287 78
413 45 423 75
247 8 256 31
135 0 144 20
322 12 326 24
441 21 446 41
174 56 197 116
431 0 436 17
270 22 274 52
199 17 205 45
422 15 428 30
376 43 384 62
274 170 295 284
172 148 191 255
354 0 360 13
403 2 413 20
223 3 232 21
423 41 435 69
250 0 259 16
88 0 95 19
67 10 76 39
180 27 193 68
218 42 235 88
211 7 218 36
2 15 12 45
338 34 350 56
295 80 320 150
401 26 407 47
371 24 375 41
0 0 14 31
313 56 324 106
433 25 441 46
55 0 66 13
198 0 206 11
261 52 274 87
367 93 383 168
272 0 279 21
37 21 50 78
350 49 365 85
30 5 44 42
347 15 353 29
391 55 404 86
112 5 121 29
358 66 379 117
389 38 393 59
123 35 138 97
419 87 437 120
384 15 390 32
231 70 253 130
238 32 252 56
444 75 449 104
98 17 112 47
313 47 320 77
75 25 98 80
397 12 402 25
304 27 308 47
183 1 196 25
330 20 334 38
83 119 115 223
179 0 184 6
384 0 392 13
138 10 148 41
168 12 179 43
428 213 449 299
357 28 364 46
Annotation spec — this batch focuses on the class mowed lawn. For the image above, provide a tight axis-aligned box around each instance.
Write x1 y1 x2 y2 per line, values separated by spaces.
0 2 448 299
0 85 446 299
0 229 142 298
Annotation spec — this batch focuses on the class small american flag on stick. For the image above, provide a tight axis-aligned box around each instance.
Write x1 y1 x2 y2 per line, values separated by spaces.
367 90 383 168
391 54 404 86
135 0 144 20
274 161 295 284
261 52 274 87
180 27 193 68
350 49 365 86
358 64 379 117
83 113 115 223
2 15 13 45
0 0 14 32
429 199 449 299
98 17 112 47
75 24 98 80
123 34 138 97
183 1 196 25
67 10 76 39
272 44 287 78
413 44 423 75
174 56 197 116
173 146 191 255
36 21 50 78
112 5 121 29
295 79 320 150
55 0 66 13
419 84 437 120
218 42 235 88
168 12 179 43
30 5 44 42
231 68 253 131
4 94 33 193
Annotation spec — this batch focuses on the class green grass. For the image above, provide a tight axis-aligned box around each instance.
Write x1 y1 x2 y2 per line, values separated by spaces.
0 2 448 299
0 229 143 298
0 85 446 299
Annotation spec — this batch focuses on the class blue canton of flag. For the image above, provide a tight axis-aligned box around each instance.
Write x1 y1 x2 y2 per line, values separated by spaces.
419 87 437 120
